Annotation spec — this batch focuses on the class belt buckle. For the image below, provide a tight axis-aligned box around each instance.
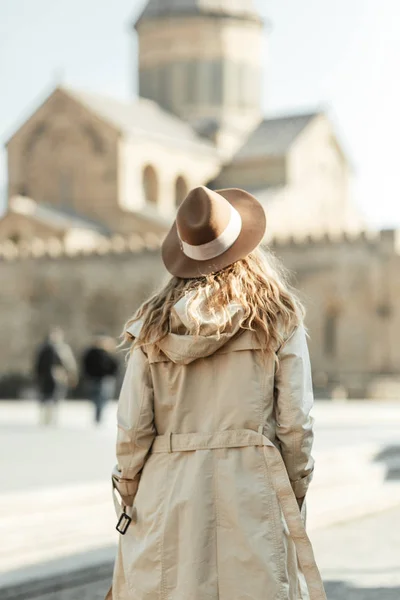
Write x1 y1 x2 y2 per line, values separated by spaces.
116 511 132 535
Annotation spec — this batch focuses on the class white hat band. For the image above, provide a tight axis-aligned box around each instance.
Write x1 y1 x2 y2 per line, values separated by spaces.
179 205 242 262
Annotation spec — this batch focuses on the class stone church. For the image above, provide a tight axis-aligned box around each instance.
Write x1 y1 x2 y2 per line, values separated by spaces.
0 0 399 399
1 0 362 244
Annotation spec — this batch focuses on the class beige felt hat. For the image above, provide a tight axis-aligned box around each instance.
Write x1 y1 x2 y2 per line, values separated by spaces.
161 186 266 279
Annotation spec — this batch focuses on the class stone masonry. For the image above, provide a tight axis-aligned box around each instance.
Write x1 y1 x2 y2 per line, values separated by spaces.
1 229 399 398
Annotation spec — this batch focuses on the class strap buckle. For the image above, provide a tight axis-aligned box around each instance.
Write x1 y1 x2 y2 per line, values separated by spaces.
116 511 132 535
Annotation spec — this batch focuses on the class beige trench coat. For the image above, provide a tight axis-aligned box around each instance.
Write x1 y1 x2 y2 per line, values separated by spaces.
109 297 326 600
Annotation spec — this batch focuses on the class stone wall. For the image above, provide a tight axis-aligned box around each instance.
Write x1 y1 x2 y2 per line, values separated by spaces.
0 210 63 242
214 114 364 240
287 114 354 234
6 88 120 226
273 229 400 398
3 86 221 241
213 156 286 190
0 235 166 380
118 132 220 219
1 229 399 398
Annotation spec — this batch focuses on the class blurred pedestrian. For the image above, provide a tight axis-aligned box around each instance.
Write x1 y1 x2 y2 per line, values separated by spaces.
109 187 326 600
82 334 118 424
34 327 77 426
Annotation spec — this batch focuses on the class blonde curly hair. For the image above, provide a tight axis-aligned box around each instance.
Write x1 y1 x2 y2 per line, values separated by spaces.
124 246 304 356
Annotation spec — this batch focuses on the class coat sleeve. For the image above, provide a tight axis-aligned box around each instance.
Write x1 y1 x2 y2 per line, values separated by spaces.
274 324 315 499
112 347 156 509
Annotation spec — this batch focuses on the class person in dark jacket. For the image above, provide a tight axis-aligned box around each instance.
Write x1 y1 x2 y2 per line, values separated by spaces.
34 327 77 425
82 334 119 424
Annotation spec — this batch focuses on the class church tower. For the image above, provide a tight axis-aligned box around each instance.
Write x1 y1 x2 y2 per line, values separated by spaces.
134 0 265 152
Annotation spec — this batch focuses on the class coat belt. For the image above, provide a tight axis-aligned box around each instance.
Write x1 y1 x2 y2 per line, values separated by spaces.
152 428 272 453
152 428 327 600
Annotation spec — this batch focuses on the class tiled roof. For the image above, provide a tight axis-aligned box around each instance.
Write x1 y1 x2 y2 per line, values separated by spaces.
135 0 262 24
232 113 319 161
62 87 215 155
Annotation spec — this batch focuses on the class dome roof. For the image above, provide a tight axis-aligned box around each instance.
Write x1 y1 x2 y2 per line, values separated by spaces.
135 0 263 25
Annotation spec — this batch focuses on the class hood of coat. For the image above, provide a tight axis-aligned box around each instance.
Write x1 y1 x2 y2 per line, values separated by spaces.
129 292 247 365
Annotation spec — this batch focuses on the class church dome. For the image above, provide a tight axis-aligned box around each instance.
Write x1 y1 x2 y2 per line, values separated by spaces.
135 0 263 25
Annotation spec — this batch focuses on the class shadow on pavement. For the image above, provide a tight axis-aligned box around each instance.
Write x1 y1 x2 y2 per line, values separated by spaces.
0 559 114 600
374 445 400 480
325 580 400 599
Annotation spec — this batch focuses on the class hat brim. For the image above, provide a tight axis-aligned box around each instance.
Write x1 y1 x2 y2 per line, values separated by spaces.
162 188 266 279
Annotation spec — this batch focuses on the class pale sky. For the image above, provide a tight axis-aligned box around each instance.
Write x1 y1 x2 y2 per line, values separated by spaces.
1 0 399 227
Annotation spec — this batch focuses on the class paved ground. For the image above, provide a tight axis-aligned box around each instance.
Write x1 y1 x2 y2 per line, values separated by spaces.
314 505 400 599
0 401 116 492
38 581 110 600
2 399 400 493
1 400 400 599
8 506 400 600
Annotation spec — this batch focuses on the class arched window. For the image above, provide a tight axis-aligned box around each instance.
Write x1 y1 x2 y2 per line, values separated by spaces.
143 165 158 205
175 176 188 207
